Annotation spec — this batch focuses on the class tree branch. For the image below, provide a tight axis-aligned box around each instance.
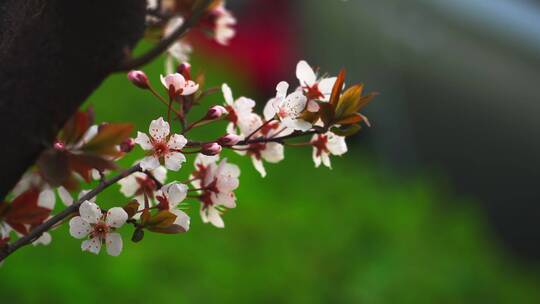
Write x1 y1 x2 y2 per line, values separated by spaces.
115 0 213 72
0 164 142 262
186 127 325 148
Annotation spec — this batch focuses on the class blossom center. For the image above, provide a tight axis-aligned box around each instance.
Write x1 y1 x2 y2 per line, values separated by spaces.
92 221 110 239
312 134 329 156
225 105 238 124
135 176 157 197
152 141 169 157
304 83 324 100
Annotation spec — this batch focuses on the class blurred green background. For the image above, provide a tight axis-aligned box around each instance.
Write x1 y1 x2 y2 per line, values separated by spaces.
1 50 540 303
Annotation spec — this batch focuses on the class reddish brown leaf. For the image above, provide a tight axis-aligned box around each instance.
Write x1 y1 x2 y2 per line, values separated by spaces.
82 123 133 157
335 113 363 125
62 108 94 144
147 224 186 234
329 69 346 108
331 124 362 137
146 210 177 228
68 153 117 182
37 149 70 187
319 103 336 127
5 189 51 233
123 200 140 219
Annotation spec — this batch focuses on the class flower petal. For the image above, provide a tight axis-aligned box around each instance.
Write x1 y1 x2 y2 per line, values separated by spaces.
69 216 91 239
312 147 322 168
106 207 128 228
318 77 337 95
181 80 199 95
32 232 52 246
58 187 74 206
140 155 160 171
252 157 266 178
38 189 55 210
261 142 284 163
165 183 188 208
152 166 168 183
201 207 224 228
222 83 234 105
326 132 348 156
172 209 190 231
105 233 123 256
81 237 102 255
149 117 170 141
275 81 289 100
135 132 153 150
321 152 332 168
167 133 187 150
296 60 316 86
118 174 140 197
164 151 186 171
79 201 102 224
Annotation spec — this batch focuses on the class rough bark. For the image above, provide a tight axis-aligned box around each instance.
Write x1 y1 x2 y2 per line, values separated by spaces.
0 0 147 199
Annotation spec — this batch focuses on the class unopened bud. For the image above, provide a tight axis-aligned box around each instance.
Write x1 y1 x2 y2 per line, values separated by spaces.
127 70 149 89
205 105 228 120
201 142 222 156
53 140 65 151
119 138 135 153
218 133 242 146
177 63 192 80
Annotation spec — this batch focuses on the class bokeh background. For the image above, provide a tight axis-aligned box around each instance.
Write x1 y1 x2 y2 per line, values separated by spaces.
2 0 540 303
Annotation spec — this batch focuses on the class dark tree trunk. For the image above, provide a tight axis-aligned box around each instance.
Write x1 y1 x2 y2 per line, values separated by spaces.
0 0 146 198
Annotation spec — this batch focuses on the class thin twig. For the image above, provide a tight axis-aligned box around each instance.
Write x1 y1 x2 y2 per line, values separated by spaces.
0 164 142 262
115 0 213 72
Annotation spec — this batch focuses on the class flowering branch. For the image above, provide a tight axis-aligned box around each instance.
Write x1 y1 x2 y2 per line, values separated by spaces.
115 0 213 72
0 164 142 262
0 2 376 264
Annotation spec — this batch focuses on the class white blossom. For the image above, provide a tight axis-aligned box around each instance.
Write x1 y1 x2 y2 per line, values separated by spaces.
235 115 287 177
69 201 127 256
263 81 311 131
296 60 337 111
160 73 199 96
222 83 256 134
135 117 188 171
191 155 239 228
164 17 193 73
311 131 348 168
155 183 190 231
213 3 236 45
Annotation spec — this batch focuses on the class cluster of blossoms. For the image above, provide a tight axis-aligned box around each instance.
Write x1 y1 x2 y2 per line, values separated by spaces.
0 2 375 262
146 0 236 73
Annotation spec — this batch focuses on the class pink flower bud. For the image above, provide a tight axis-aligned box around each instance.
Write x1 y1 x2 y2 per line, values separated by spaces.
119 138 135 153
177 63 192 80
127 70 149 89
205 105 228 120
218 133 242 146
53 140 65 151
201 142 222 156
